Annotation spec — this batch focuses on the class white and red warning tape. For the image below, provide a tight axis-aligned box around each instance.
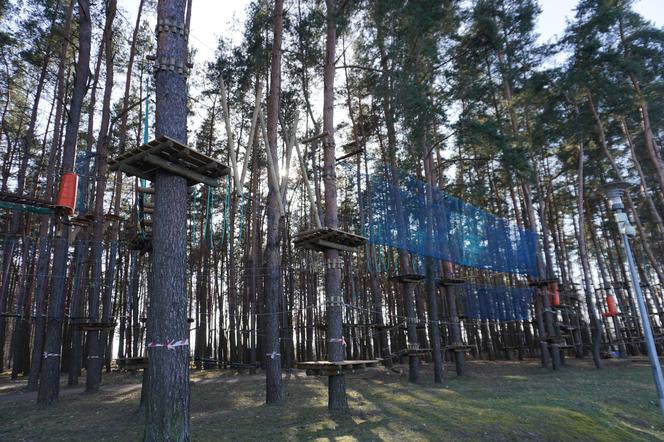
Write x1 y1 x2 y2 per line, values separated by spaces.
328 337 347 346
147 339 189 350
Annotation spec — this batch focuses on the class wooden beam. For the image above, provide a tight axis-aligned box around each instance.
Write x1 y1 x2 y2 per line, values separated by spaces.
115 163 152 181
240 81 263 191
294 141 322 228
143 154 219 187
300 132 328 144
336 148 363 162
258 110 286 217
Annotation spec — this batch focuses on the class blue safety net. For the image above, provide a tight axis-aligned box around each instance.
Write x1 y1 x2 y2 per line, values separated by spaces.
459 284 534 321
364 169 540 277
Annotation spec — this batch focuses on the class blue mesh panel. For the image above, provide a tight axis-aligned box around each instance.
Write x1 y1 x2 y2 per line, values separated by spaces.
364 170 540 277
459 284 534 321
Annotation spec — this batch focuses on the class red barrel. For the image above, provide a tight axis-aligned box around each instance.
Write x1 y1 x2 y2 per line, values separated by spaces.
56 172 78 216
549 282 560 307
603 295 619 317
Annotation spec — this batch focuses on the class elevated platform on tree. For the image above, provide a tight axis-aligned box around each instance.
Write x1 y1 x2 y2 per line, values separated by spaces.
295 360 379 376
109 136 230 186
444 344 473 352
293 227 367 252
116 357 148 371
0 192 54 214
528 278 558 288
438 277 466 287
390 273 425 283
70 321 116 331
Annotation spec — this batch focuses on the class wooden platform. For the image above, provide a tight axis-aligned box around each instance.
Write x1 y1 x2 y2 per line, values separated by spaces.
391 273 425 283
0 192 54 209
70 321 116 331
227 362 260 370
528 278 558 287
193 357 221 369
70 213 94 226
537 336 566 342
109 136 230 187
438 277 466 287
295 360 379 376
445 344 472 352
399 324 427 330
407 348 432 356
116 357 148 371
128 234 152 252
293 227 367 252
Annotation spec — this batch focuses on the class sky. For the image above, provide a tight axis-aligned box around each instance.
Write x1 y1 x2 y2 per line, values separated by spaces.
116 0 664 89
117 0 664 141
119 0 664 67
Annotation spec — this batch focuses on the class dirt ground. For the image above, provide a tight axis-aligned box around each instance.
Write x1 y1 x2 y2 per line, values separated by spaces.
1 358 663 441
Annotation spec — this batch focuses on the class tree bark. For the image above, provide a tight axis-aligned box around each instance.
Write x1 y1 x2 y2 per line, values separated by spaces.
576 143 603 369
264 0 284 405
86 0 116 393
143 0 190 439
38 0 91 406
323 0 348 413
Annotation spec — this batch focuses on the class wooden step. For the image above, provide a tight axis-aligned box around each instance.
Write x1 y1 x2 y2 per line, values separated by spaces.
295 359 379 376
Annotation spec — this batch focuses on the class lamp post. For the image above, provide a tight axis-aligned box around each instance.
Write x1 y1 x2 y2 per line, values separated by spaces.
600 181 664 418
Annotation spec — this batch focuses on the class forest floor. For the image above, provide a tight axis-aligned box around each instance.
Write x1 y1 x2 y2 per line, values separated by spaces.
1 357 663 441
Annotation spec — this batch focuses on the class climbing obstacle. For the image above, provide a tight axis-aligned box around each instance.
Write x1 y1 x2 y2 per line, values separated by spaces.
70 321 116 331
438 277 466 287
390 273 425 283
0 192 54 214
116 357 148 371
295 360 379 376
293 227 367 252
109 136 230 187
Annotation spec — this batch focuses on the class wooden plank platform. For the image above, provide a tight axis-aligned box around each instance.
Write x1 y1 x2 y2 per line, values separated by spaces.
104 213 122 222
70 213 94 226
128 235 152 251
391 273 426 283
438 277 466 287
0 192 54 210
109 136 230 187
445 344 472 352
116 357 148 371
295 360 379 376
528 278 558 287
293 227 367 252
193 357 221 369
537 336 566 342
70 321 116 331
407 348 432 356
227 362 260 370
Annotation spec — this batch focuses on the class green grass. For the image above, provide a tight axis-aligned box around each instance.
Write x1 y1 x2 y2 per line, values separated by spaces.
1 358 663 441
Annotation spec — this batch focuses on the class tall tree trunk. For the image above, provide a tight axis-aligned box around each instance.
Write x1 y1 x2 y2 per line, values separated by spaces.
424 155 443 382
143 0 190 439
264 0 284 404
86 0 116 392
323 0 348 413
576 143 603 369
38 0 92 406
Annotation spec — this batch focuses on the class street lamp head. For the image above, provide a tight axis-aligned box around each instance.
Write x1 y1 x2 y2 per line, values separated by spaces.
599 181 630 211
